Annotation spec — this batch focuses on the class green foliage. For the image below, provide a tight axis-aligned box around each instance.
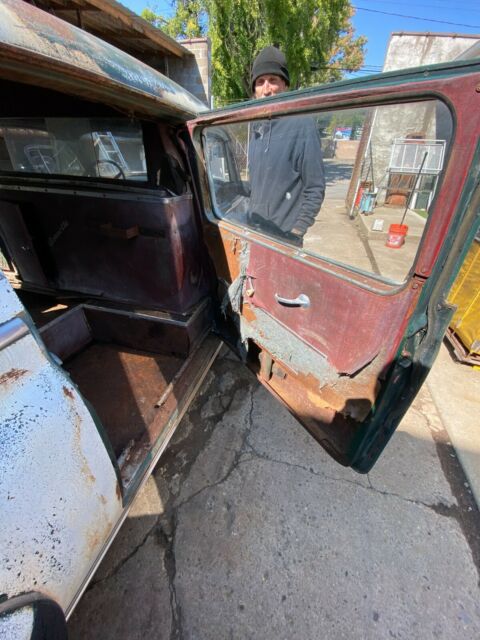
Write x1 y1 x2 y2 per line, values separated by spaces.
142 2 206 38
323 6 367 83
141 8 163 29
319 108 367 136
142 1 366 106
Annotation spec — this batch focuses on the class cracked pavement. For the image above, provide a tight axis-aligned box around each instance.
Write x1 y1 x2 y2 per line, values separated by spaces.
68 349 480 639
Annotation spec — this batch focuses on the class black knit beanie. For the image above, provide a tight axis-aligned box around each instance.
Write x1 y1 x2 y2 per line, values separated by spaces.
251 46 290 92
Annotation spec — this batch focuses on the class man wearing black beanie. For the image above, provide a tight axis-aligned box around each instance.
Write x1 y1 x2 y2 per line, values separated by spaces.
251 46 290 96
247 46 325 246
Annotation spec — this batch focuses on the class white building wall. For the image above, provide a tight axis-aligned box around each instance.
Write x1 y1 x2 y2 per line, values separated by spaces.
383 32 480 71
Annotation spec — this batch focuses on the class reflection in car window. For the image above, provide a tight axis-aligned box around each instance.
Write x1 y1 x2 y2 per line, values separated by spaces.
203 100 453 284
205 117 325 248
0 118 147 181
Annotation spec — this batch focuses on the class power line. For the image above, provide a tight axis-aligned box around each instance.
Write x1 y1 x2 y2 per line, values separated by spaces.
319 63 382 68
353 5 480 29
315 66 382 73
345 68 384 73
359 0 480 11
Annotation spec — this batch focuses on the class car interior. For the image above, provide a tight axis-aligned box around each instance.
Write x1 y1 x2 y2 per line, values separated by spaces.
0 79 217 493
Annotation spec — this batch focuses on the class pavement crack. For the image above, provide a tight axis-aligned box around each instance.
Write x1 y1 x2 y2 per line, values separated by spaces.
157 365 253 500
241 446 469 519
175 384 257 511
366 481 453 511
87 516 160 590
241 442 372 492
176 452 251 511
156 514 184 640
159 384 258 638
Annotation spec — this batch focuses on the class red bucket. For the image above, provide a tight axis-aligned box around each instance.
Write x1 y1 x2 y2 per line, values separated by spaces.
386 223 408 249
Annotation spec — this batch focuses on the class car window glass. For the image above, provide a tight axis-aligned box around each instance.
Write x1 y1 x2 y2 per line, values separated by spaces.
0 118 147 181
203 100 453 284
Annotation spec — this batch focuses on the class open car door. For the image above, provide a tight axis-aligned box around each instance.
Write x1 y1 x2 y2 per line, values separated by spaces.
0 272 123 622
188 59 480 472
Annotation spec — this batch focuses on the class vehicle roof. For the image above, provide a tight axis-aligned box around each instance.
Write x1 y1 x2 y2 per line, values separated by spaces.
0 0 207 122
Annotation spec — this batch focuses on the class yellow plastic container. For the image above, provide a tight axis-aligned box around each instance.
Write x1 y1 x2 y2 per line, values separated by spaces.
447 238 480 361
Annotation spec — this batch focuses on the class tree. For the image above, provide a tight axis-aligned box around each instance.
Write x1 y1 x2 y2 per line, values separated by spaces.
141 2 206 38
321 6 366 83
142 1 366 105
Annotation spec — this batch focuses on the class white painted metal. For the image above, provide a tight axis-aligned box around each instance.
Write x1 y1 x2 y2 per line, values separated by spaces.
0 606 33 640
0 279 122 614
0 274 23 325
0 317 28 351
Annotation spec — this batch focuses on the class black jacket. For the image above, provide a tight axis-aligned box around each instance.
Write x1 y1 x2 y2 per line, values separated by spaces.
248 116 325 236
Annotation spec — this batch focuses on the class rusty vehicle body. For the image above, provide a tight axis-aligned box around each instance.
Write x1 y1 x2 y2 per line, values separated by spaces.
1 0 480 636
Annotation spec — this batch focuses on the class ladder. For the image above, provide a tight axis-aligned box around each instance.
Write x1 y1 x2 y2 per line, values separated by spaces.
92 132 128 170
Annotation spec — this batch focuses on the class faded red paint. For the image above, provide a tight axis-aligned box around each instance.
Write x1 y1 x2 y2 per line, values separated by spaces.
246 241 421 375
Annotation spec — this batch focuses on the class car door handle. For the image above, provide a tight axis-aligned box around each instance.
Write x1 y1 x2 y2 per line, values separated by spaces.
274 293 310 308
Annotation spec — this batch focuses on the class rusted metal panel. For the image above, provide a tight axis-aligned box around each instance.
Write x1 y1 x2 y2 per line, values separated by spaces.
201 222 419 376
65 342 183 457
240 305 338 381
196 210 421 465
119 334 222 494
0 188 211 313
0 0 206 120
0 289 122 612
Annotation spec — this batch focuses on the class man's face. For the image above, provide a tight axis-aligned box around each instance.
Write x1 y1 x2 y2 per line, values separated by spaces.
254 74 287 98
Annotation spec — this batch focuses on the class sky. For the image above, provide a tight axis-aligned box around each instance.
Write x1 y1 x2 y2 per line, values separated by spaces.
121 0 480 76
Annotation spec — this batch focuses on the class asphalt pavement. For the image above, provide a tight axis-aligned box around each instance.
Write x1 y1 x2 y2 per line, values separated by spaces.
68 349 480 639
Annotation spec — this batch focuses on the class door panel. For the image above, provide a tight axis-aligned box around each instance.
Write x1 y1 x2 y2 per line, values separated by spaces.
0 273 122 611
243 242 420 375
202 221 423 465
190 60 480 471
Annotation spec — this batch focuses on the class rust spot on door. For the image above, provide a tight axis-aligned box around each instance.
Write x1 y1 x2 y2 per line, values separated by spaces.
0 368 28 385
242 304 257 323
63 386 74 399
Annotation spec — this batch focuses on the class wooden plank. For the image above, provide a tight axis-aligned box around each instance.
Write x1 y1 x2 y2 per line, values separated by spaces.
83 0 190 58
